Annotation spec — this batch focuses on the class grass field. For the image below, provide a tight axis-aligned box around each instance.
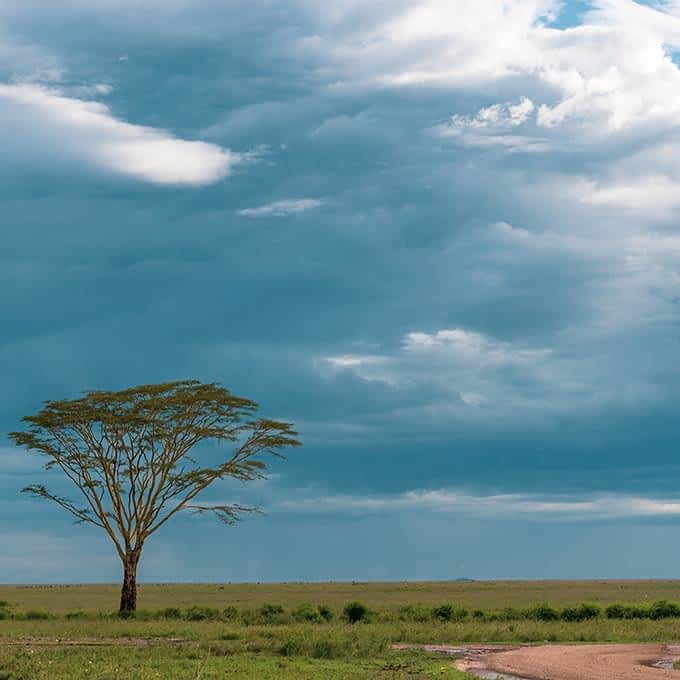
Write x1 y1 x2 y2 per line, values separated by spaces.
3 579 680 613
2 580 680 679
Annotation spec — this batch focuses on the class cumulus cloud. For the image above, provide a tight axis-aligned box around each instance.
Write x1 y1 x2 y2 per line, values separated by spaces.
277 488 680 521
436 98 550 152
0 83 236 185
239 198 324 218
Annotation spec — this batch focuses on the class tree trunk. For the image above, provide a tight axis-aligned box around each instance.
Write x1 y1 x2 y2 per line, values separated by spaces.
119 551 140 613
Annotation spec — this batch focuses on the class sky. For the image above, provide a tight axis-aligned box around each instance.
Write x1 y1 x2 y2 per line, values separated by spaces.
3 0 680 583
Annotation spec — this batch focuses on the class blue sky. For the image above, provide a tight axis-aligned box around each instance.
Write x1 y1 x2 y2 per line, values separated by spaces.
3 0 680 583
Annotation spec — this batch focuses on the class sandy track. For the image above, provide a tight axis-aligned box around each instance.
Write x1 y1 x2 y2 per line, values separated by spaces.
457 644 680 680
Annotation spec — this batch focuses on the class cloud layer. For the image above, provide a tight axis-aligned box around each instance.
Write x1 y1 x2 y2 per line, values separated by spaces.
0 83 236 185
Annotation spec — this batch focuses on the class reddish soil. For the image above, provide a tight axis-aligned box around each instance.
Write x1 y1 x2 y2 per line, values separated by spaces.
457 644 680 680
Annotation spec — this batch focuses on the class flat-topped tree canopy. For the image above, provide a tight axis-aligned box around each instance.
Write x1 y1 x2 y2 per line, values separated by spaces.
10 380 301 612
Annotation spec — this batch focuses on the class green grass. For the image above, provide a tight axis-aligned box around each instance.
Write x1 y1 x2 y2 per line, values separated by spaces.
2 581 680 678
2 580 679 614
0 647 473 680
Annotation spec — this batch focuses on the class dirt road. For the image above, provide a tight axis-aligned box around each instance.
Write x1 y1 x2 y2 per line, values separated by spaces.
457 644 680 680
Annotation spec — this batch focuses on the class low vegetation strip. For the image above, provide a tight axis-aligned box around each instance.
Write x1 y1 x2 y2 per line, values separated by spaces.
3 598 680 625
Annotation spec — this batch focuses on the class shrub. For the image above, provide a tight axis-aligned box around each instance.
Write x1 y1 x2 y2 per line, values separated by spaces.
432 604 468 622
258 603 286 624
605 604 650 619
398 604 432 622
561 604 601 622
278 637 306 656
472 609 486 621
222 606 239 620
0 609 11 621
293 603 322 623
498 607 522 622
185 606 220 621
650 601 680 620
343 601 368 624
159 607 182 619
525 604 560 622
318 605 334 622
24 610 50 620
65 610 87 620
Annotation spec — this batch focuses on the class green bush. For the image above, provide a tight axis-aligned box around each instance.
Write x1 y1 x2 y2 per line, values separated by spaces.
432 604 468 622
525 604 560 622
606 604 650 619
496 607 522 621
222 606 239 620
343 601 368 624
318 604 334 622
185 605 220 621
292 603 324 623
159 607 182 619
277 637 306 656
398 604 432 622
561 604 601 622
650 601 680 620
258 603 286 624
24 610 50 620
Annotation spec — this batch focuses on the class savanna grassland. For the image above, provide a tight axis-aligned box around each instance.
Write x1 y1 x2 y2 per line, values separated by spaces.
2 580 680 679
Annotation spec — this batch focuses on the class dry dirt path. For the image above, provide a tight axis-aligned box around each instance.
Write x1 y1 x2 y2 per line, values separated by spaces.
457 643 680 680
393 643 680 679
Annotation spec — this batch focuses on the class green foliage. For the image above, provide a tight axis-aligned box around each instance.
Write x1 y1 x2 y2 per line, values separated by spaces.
258 604 287 624
431 604 468 622
398 604 432 622
318 605 334 622
159 607 182 619
343 601 369 624
649 600 680 620
223 606 239 620
524 604 560 622
185 606 221 621
560 604 601 622
292 603 335 623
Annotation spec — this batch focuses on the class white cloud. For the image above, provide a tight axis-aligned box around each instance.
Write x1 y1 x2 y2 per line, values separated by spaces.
278 487 680 521
324 354 385 368
403 329 551 367
239 198 324 218
436 98 550 152
449 98 536 130
0 83 236 185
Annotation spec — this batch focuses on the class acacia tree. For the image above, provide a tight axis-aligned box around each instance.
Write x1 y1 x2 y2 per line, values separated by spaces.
10 380 300 613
